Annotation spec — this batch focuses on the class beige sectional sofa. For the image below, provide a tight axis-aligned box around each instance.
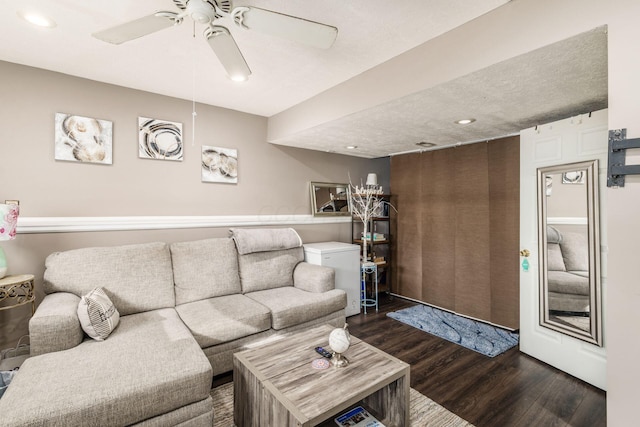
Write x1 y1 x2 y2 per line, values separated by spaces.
546 225 590 313
0 228 347 426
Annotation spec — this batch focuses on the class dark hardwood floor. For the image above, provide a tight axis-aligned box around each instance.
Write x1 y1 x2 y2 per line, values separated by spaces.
213 295 606 426
348 295 606 427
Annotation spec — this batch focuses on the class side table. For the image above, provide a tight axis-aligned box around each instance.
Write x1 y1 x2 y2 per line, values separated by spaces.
0 274 35 315
361 262 378 313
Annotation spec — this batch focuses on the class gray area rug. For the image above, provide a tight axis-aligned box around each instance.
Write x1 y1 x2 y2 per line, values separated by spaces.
211 382 474 426
387 304 518 357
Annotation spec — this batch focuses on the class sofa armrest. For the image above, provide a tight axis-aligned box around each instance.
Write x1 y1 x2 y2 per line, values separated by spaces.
29 292 84 356
293 262 335 293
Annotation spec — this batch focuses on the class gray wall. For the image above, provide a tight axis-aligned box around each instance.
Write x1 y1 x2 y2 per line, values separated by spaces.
546 172 588 218
0 61 389 349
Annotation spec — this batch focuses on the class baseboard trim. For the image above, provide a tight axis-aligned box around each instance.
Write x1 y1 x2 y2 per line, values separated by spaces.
17 215 352 234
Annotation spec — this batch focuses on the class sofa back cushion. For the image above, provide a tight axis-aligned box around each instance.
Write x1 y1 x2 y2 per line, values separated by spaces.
170 238 242 305
560 232 589 272
239 247 304 293
43 242 175 316
546 243 566 271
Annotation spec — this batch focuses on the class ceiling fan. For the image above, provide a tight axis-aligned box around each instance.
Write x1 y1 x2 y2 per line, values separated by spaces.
92 0 338 82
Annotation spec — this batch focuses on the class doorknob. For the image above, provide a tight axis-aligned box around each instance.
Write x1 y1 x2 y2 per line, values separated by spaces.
520 249 530 271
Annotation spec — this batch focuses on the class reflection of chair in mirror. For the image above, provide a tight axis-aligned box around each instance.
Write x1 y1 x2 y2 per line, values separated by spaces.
311 183 350 215
546 225 590 315
318 199 349 212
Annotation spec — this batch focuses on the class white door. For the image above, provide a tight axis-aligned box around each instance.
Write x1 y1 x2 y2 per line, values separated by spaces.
519 110 607 390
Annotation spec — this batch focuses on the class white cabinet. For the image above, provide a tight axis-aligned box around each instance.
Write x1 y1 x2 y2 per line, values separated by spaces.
303 242 361 317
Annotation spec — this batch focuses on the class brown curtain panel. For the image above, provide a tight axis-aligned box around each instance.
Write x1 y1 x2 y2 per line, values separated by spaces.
390 153 423 301
390 136 520 329
487 136 520 327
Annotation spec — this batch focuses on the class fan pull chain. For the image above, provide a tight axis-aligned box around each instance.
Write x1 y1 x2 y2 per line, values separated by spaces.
191 20 197 147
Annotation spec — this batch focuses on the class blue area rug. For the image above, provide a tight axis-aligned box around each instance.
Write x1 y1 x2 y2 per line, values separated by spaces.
387 304 519 357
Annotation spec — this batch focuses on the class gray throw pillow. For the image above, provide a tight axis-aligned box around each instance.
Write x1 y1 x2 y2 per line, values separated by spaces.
77 287 120 341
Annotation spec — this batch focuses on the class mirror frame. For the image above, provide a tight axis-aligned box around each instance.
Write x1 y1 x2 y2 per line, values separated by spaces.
536 159 602 346
310 182 351 217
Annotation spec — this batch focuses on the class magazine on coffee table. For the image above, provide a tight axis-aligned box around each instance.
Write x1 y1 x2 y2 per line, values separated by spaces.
334 406 385 427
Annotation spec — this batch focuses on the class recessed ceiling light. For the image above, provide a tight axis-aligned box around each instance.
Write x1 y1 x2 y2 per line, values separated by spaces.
18 10 57 28
416 141 437 148
345 145 358 150
455 118 476 125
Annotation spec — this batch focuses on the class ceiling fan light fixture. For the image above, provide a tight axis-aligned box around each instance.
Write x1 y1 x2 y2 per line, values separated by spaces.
18 10 56 28
186 0 216 24
191 13 211 24
229 74 248 82
92 1 337 81
455 118 476 125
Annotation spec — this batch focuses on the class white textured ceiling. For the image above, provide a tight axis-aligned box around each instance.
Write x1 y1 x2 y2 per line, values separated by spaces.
0 1 608 159
0 0 507 116
272 27 609 158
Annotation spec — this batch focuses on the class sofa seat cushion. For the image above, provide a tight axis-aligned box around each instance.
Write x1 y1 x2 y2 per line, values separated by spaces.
170 237 242 305
547 271 590 296
176 294 272 348
43 242 175 316
549 291 590 313
246 287 347 330
0 308 212 426
569 270 589 278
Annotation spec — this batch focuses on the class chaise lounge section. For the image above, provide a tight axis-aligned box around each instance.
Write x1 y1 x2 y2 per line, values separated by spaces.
0 228 347 426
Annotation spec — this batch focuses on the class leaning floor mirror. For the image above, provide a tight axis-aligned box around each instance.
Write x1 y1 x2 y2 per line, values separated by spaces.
536 160 602 346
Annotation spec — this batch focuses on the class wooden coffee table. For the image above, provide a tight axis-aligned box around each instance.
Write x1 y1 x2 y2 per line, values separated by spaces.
233 324 410 427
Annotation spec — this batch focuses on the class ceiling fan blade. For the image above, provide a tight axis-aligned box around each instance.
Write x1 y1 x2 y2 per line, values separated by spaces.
93 12 178 45
232 7 337 49
205 26 251 82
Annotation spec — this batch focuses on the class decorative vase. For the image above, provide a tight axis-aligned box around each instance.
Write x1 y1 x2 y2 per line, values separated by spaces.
0 246 7 279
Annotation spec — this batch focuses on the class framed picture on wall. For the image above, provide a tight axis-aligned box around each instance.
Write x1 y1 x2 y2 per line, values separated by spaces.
201 146 238 184
138 117 183 161
54 113 113 164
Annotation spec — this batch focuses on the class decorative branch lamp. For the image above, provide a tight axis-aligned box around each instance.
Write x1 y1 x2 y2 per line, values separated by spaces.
348 173 387 265
0 201 20 279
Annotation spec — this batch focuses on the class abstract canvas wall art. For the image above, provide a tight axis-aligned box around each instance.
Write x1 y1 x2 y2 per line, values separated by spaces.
202 146 238 184
54 113 113 164
138 117 183 161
